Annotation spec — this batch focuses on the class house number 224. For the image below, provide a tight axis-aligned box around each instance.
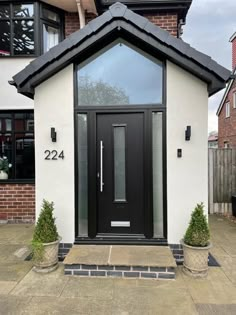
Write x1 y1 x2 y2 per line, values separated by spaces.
44 150 64 160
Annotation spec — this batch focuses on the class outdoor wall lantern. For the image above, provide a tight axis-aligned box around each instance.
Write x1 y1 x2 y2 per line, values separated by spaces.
51 127 57 142
185 126 191 141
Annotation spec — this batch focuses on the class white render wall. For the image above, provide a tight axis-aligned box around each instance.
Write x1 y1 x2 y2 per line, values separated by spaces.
33 60 208 244
34 64 74 243
0 59 33 109
166 61 208 244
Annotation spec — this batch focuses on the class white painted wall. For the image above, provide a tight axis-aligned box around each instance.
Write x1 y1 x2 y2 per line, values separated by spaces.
0 59 34 109
32 59 208 245
166 61 208 244
34 64 74 243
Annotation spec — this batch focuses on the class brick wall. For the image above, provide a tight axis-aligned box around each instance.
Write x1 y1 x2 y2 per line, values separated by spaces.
143 13 178 37
0 184 35 223
218 80 236 148
231 37 236 70
65 12 80 37
65 11 178 38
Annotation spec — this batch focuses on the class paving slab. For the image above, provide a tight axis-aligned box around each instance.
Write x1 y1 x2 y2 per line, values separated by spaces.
10 264 68 297
0 281 17 295
64 245 110 265
16 296 112 315
181 267 236 304
109 245 176 267
0 262 32 282
0 224 34 245
196 303 236 315
0 295 32 315
0 244 30 262
61 276 114 300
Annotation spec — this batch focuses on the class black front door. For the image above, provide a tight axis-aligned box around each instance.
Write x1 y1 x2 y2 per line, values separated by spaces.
97 113 144 235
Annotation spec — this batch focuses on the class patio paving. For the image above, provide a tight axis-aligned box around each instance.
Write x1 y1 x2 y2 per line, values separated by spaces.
0 215 236 314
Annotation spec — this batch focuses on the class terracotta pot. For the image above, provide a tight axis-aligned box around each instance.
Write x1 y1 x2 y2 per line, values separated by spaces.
34 238 60 273
181 240 212 278
0 171 8 180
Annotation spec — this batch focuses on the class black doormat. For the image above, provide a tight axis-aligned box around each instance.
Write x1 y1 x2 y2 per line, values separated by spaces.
208 253 221 267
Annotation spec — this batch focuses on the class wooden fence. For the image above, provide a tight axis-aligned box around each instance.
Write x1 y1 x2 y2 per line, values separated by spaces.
208 148 236 214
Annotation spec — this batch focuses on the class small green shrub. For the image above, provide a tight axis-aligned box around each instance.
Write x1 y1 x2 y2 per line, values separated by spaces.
184 203 210 247
32 200 59 261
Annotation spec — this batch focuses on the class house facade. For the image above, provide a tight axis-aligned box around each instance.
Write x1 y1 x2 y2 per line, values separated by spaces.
0 0 192 224
217 32 236 148
1 1 230 253
10 1 230 251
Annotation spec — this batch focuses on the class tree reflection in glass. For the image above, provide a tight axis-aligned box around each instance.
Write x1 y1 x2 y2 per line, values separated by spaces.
77 39 163 106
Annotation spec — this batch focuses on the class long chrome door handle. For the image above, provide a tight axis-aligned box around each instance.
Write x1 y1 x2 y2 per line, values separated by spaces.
100 140 104 192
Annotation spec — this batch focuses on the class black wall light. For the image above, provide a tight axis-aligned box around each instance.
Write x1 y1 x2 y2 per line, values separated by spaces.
185 126 191 141
51 127 57 142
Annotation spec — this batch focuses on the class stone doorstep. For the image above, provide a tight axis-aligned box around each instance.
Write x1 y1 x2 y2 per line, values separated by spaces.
63 245 176 280
64 264 175 280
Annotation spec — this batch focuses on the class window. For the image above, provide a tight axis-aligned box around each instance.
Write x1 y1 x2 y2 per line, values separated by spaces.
77 39 163 106
0 111 34 180
233 92 236 109
0 2 64 57
41 7 61 53
224 141 230 149
0 3 35 56
226 102 230 118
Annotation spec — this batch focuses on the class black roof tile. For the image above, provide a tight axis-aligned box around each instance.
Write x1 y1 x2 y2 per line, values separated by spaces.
11 2 230 97
109 2 127 17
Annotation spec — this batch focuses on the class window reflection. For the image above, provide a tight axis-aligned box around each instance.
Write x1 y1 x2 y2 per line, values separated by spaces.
13 20 34 55
13 4 34 17
77 40 163 106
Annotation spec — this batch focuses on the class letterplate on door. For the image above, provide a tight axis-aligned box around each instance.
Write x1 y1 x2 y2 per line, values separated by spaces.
111 221 130 227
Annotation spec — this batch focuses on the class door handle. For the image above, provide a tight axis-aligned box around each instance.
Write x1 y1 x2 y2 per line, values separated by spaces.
100 140 104 192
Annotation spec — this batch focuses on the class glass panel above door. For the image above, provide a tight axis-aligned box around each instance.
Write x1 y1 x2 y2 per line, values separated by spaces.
77 39 163 106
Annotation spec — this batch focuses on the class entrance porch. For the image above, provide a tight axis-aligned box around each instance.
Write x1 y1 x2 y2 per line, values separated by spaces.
63 245 176 279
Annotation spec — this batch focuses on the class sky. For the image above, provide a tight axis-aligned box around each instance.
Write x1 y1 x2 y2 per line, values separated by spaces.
182 0 236 133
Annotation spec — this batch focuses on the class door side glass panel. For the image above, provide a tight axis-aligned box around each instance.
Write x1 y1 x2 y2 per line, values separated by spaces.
153 112 164 237
77 39 163 106
77 114 88 236
113 126 126 201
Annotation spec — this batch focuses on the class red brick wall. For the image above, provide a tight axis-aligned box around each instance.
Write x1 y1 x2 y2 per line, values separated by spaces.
0 184 35 223
65 12 80 37
218 80 236 148
65 12 178 38
143 13 178 37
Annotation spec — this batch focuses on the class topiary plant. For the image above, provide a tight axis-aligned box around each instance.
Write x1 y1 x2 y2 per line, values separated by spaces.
184 203 210 247
32 200 59 261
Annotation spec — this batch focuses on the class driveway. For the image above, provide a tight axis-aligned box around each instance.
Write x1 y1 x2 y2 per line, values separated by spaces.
0 215 236 315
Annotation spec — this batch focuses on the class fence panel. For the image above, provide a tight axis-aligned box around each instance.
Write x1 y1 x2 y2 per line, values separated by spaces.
208 148 235 214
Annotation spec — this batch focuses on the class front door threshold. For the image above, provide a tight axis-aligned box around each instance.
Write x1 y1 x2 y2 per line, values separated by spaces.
74 236 167 245
64 245 176 280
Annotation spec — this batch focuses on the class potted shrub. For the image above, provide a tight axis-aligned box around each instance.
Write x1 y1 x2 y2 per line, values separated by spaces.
181 203 211 278
0 156 12 179
32 200 60 273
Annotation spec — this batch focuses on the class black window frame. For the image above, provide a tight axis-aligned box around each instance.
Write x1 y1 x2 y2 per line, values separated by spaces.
0 0 64 58
0 110 35 183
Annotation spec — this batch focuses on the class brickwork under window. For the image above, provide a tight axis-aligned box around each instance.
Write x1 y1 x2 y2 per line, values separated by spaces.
0 184 35 223
65 12 178 38
218 80 236 148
